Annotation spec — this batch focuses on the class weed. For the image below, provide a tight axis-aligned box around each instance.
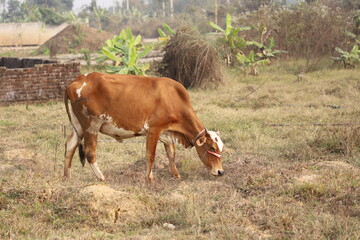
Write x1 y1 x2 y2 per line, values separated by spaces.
0 120 15 127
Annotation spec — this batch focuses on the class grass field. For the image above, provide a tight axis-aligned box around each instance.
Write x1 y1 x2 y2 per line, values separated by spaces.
0 61 359 239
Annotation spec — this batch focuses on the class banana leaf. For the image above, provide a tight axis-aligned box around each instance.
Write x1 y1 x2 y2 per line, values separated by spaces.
119 68 129 74
351 44 359 53
134 35 142 46
335 47 345 54
268 37 275 49
247 41 264 48
248 51 255 62
101 48 121 62
225 13 232 36
125 27 133 40
255 59 270 65
127 46 137 68
96 55 107 63
105 65 122 74
158 28 167 38
209 21 224 32
138 46 152 59
105 39 114 48
162 23 175 35
236 53 249 64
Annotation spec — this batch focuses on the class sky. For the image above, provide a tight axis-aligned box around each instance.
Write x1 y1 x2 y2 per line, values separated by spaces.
73 0 121 13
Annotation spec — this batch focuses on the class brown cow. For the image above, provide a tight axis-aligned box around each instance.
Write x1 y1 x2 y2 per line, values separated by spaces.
64 73 224 182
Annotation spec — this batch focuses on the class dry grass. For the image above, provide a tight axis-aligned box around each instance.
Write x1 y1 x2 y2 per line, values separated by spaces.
0 61 359 239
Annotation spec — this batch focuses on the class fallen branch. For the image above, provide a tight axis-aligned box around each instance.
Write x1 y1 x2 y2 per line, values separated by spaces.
264 122 358 127
235 80 267 101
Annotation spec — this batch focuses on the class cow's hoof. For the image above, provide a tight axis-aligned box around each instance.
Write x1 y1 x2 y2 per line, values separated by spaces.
146 176 154 183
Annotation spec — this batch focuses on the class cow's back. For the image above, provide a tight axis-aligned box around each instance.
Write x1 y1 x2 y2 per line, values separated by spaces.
66 73 193 132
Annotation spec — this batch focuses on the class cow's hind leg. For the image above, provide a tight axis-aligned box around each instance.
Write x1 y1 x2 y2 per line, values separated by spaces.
164 143 180 179
84 132 105 181
64 130 83 179
146 129 161 182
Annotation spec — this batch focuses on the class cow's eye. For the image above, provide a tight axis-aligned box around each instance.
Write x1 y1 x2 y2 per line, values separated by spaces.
210 147 216 151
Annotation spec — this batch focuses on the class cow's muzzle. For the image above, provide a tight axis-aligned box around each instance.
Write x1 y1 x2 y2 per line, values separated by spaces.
211 168 225 176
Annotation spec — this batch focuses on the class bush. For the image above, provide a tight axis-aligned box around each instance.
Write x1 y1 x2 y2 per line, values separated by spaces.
159 27 222 89
236 2 353 71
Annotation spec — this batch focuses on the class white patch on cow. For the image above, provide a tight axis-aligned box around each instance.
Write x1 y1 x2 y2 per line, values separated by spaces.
144 121 149 130
83 72 92 77
85 112 135 138
138 121 149 135
87 120 102 135
69 103 83 137
89 162 105 181
99 114 113 122
208 131 224 151
86 113 111 135
66 131 79 151
100 123 135 138
159 131 182 145
159 131 175 145
76 82 87 97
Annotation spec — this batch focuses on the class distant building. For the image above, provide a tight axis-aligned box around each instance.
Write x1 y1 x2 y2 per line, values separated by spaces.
0 22 68 48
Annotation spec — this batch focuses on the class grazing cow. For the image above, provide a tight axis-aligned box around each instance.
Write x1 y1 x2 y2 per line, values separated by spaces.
64 73 224 182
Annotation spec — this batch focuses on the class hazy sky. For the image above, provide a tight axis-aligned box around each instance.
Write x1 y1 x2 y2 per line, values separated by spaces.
73 0 121 12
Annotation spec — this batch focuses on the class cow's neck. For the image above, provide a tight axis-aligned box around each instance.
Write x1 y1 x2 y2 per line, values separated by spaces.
176 112 205 142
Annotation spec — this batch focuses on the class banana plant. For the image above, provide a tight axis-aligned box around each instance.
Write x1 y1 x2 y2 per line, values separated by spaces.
97 27 152 75
236 51 270 76
247 37 287 60
209 13 250 65
93 7 106 30
332 44 360 68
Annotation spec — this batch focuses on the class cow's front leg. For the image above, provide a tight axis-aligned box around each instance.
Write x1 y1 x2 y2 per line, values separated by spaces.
84 132 105 181
145 129 161 182
164 143 180 179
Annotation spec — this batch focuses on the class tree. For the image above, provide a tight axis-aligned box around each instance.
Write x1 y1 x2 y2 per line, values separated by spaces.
90 0 97 12
38 7 67 24
2 0 24 22
242 0 273 10
28 0 73 12
93 6 105 30
1 0 67 23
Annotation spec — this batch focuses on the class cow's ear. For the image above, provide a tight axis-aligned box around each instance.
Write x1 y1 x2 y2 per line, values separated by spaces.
196 136 206 146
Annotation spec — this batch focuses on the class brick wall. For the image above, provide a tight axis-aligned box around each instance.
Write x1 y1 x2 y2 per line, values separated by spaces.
0 58 80 103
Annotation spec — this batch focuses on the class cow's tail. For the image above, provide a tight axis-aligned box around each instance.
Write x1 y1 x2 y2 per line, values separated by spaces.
64 89 72 130
64 88 86 167
78 143 86 167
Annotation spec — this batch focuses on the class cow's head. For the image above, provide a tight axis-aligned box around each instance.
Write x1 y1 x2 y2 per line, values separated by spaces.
194 130 224 176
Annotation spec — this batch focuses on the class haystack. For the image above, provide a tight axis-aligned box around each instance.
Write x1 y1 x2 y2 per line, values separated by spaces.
159 27 222 89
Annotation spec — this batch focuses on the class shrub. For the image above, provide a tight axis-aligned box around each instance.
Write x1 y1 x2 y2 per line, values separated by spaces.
159 27 223 89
